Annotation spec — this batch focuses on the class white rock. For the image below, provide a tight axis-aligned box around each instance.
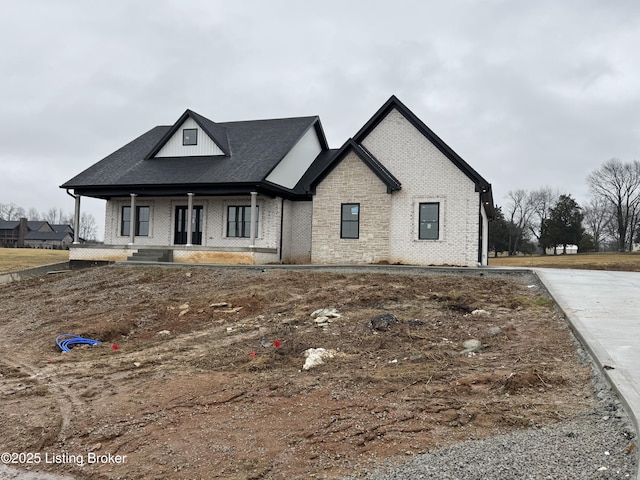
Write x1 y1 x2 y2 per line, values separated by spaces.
302 348 335 370
157 330 171 336
311 308 341 319
488 326 503 337
460 339 482 354
463 339 482 350
471 309 489 316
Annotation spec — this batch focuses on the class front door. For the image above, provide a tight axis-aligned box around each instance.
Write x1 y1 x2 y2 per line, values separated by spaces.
175 206 203 245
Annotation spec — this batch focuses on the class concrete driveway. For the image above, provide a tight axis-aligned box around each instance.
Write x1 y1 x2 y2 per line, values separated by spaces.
534 268 640 436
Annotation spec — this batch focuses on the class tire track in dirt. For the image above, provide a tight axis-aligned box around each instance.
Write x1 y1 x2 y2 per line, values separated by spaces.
0 354 84 445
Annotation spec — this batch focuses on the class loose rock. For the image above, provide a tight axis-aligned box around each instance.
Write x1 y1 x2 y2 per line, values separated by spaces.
460 339 482 354
369 313 398 331
302 348 335 370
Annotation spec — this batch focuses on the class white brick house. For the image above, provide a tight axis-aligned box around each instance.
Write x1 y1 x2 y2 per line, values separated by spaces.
61 96 494 267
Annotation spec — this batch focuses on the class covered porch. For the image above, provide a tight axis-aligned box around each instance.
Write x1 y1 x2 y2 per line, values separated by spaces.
66 187 312 266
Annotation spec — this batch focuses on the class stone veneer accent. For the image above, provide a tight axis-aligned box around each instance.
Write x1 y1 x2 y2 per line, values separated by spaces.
312 151 391 263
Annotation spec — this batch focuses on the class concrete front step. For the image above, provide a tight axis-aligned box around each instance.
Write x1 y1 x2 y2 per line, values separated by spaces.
127 249 172 262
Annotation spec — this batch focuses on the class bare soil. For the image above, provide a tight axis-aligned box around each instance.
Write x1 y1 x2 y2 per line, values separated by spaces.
0 265 596 479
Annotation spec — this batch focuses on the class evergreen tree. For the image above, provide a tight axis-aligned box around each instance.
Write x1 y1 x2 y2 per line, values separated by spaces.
488 206 509 257
546 194 584 254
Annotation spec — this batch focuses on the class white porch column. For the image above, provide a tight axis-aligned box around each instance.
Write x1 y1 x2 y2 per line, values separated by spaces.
73 194 81 244
249 191 258 247
129 193 137 245
186 193 194 246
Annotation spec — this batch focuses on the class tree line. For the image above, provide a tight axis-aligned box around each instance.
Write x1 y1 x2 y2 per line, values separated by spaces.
0 202 98 241
490 158 640 255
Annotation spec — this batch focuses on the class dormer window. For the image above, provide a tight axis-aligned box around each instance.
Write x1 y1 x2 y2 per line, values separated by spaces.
183 128 198 146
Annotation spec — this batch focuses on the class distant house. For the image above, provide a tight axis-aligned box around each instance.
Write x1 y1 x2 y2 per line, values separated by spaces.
545 245 578 255
0 219 75 249
61 96 494 266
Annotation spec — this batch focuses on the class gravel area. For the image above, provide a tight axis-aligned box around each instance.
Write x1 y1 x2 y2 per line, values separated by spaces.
354 365 638 480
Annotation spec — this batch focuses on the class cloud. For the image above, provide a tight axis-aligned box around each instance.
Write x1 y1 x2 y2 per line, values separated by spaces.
1 0 640 240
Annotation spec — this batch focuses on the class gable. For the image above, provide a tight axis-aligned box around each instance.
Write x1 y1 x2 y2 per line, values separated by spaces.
154 117 225 157
265 123 323 189
308 139 401 194
355 96 494 217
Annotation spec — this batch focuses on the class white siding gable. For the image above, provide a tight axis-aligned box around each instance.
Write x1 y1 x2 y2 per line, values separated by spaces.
266 125 322 189
155 117 225 157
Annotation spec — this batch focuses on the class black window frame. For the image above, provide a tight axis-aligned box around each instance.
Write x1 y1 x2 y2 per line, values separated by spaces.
418 202 439 240
183 128 198 146
227 205 259 238
340 203 360 239
121 206 150 237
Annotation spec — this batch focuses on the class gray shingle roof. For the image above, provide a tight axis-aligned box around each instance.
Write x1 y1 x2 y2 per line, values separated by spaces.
25 231 72 241
61 113 327 198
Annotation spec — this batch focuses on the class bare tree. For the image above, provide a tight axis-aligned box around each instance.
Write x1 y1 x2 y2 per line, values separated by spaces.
1 202 24 221
505 189 536 255
26 207 40 220
79 212 98 241
528 187 559 253
43 207 58 224
587 158 640 251
582 196 612 252
43 207 69 225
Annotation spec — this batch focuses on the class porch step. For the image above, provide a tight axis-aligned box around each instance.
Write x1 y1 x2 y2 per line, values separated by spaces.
127 249 172 263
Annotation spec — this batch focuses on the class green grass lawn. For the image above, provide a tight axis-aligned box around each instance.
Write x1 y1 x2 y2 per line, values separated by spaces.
1 248 638 274
489 252 640 271
0 248 69 273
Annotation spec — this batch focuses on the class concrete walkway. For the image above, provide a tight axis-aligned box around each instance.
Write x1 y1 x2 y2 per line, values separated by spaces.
535 268 640 451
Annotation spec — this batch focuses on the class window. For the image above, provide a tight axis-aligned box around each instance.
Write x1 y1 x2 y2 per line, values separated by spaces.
419 202 439 240
121 206 150 236
183 128 197 146
227 206 259 238
341 203 360 239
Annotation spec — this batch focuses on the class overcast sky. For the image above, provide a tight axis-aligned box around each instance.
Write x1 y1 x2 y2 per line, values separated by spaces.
1 0 639 240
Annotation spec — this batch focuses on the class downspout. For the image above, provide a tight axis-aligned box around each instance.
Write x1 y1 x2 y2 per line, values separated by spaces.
66 189 81 244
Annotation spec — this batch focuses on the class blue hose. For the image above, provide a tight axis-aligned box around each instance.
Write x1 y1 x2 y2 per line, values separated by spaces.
56 334 102 352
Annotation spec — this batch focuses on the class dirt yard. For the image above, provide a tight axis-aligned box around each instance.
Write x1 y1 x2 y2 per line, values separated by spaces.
0 265 599 479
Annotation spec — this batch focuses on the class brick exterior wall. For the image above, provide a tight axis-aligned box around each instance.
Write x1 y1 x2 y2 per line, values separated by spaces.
360 108 480 266
281 200 312 263
310 107 482 267
92 106 486 267
312 152 391 263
